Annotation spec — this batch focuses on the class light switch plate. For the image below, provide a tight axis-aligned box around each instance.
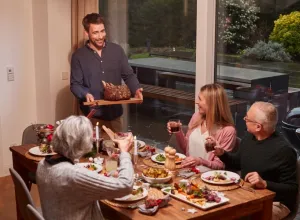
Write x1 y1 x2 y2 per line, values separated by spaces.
7 67 14 81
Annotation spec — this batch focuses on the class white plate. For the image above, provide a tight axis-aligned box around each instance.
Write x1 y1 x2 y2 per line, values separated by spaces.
76 163 103 173
151 153 186 164
161 187 229 210
201 170 240 185
28 146 57 156
114 186 148 201
137 140 146 149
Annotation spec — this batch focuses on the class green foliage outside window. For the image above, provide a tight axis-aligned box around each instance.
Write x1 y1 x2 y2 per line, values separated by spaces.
241 41 292 62
269 11 300 60
128 0 196 49
217 0 259 54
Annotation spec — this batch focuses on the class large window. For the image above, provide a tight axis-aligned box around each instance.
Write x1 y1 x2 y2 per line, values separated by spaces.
216 0 300 137
100 0 197 148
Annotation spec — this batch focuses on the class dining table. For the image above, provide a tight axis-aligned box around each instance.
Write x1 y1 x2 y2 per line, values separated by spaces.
10 144 275 220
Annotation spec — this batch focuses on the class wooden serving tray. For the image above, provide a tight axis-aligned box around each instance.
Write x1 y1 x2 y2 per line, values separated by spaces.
84 98 142 106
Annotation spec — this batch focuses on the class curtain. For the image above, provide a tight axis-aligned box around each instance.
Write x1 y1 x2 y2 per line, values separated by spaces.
71 0 99 115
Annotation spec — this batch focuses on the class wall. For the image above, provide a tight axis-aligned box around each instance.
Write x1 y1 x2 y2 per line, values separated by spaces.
47 0 73 122
0 0 72 177
0 0 37 176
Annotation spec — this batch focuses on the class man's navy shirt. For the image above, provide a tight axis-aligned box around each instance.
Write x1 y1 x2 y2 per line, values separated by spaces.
70 41 140 120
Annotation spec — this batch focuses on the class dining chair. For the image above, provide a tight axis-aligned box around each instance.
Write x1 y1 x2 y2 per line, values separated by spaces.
22 123 45 186
22 124 45 145
26 204 45 220
9 168 36 220
232 137 241 153
284 156 300 220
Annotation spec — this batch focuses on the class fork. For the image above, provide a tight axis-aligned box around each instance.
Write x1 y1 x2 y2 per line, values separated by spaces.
236 180 256 193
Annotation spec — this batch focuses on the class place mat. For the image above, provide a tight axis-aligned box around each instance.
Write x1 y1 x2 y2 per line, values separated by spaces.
143 158 182 169
191 178 239 191
25 151 44 162
103 187 166 208
102 199 145 208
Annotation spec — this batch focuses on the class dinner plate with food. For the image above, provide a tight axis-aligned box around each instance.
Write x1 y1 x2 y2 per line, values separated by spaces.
201 170 240 185
114 186 148 201
161 182 229 210
28 146 57 156
76 163 103 173
151 153 186 164
142 167 172 184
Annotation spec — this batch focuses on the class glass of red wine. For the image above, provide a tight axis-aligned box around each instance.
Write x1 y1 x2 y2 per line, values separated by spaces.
167 119 181 146
169 119 181 133
205 139 216 152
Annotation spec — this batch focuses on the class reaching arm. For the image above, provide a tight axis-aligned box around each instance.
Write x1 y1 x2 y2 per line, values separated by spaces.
219 144 241 170
73 152 134 200
70 54 90 100
200 126 237 169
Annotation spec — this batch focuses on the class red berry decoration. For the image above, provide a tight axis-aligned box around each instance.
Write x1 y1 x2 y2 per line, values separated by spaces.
191 167 199 174
46 124 54 130
145 199 158 209
47 134 53 142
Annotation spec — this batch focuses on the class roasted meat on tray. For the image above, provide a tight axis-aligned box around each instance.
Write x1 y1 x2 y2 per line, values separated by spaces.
102 81 131 101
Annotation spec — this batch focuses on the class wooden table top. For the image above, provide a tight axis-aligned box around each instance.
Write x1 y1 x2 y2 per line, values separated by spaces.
10 144 275 220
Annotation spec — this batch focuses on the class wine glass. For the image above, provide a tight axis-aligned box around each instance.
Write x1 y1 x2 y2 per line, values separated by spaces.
168 119 181 146
169 119 181 133
204 139 216 152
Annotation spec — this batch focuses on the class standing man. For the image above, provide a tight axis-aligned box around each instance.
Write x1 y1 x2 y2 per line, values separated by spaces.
70 13 143 135
213 102 298 220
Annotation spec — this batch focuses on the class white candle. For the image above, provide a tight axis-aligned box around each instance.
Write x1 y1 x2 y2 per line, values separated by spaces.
96 122 99 140
134 136 137 155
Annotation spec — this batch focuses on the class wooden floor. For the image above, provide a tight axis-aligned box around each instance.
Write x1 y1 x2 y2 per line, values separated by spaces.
0 175 40 220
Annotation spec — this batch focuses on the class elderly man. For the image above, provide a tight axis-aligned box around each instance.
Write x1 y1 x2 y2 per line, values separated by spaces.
214 102 298 220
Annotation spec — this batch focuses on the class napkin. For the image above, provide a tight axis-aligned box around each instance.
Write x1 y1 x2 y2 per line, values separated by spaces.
177 170 195 179
138 194 171 215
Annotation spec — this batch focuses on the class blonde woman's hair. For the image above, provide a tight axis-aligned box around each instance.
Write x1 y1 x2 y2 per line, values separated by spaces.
190 84 234 133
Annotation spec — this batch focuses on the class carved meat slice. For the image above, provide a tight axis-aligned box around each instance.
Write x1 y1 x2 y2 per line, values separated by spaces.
102 81 131 101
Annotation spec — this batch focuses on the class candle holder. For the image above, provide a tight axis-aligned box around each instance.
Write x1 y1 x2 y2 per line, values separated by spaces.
32 124 55 154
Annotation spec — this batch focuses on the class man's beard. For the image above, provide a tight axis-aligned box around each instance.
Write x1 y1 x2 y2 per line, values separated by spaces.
90 39 104 50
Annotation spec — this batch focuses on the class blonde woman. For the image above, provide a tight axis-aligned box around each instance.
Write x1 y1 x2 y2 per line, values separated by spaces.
167 84 236 171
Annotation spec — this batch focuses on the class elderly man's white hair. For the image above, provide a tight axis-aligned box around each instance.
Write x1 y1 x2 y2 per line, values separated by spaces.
252 101 278 133
52 115 93 160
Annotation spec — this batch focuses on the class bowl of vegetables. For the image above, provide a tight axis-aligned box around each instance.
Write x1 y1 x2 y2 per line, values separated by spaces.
142 168 172 184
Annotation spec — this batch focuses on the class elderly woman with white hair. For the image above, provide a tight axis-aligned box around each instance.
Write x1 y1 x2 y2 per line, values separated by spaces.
37 115 134 220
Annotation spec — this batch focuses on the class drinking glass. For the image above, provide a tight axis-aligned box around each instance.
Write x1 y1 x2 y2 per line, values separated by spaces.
106 158 118 173
204 139 216 152
168 119 181 133
104 141 120 173
168 119 181 146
